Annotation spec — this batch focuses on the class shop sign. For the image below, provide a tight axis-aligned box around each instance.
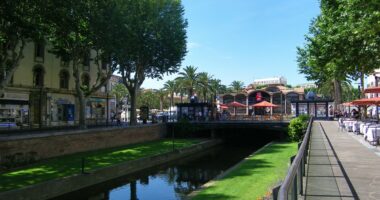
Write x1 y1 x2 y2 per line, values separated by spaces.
256 92 262 101
2 92 29 101
56 98 70 104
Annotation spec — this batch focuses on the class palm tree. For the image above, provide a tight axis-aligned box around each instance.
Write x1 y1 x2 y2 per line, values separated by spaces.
197 72 213 102
176 66 199 100
156 89 167 111
175 79 186 103
163 80 177 109
230 80 245 93
209 78 222 102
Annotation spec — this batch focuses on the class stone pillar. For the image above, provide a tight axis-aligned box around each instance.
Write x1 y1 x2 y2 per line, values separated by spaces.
246 96 249 115
270 94 273 116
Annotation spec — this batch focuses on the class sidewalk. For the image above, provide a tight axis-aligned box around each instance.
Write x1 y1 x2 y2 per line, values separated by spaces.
305 121 380 200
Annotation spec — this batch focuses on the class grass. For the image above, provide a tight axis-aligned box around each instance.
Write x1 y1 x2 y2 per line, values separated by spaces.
191 142 297 200
0 139 201 192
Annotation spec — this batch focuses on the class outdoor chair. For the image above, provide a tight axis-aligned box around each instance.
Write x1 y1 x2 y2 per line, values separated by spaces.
364 125 380 145
338 118 345 131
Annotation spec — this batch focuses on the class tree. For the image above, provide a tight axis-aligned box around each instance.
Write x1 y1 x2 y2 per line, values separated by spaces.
197 72 213 102
163 80 177 109
230 80 244 93
0 0 47 95
174 79 186 103
156 89 168 111
298 0 380 106
47 0 119 128
117 0 187 125
111 83 129 113
176 66 199 99
209 78 222 103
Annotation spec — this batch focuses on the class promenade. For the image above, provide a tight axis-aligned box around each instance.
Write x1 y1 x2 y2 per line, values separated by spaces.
305 121 380 200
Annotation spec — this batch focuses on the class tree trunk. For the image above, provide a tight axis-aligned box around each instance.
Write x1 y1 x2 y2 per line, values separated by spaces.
360 68 365 98
73 61 87 129
129 88 137 125
333 79 342 108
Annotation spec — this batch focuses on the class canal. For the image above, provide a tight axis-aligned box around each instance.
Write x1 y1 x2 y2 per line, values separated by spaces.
51 142 267 200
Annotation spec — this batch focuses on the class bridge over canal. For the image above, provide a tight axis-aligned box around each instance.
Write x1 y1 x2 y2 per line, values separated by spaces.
167 120 290 142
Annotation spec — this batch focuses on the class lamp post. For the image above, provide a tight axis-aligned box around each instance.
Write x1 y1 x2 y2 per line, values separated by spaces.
106 84 109 127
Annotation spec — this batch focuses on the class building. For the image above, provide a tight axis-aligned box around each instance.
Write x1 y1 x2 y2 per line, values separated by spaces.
0 41 115 128
365 69 380 99
251 76 287 86
297 83 317 89
220 85 304 116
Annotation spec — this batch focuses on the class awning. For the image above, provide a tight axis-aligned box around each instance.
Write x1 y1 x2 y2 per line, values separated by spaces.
352 97 380 106
252 100 279 108
364 86 380 94
227 101 246 107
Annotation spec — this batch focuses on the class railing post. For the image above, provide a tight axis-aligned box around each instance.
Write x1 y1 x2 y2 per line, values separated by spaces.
298 161 303 195
292 174 297 200
272 184 281 200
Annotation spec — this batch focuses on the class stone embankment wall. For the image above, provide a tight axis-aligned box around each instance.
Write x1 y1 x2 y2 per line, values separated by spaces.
0 140 221 200
0 124 166 167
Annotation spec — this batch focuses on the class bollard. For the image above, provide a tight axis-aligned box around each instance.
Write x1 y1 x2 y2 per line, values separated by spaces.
81 157 85 174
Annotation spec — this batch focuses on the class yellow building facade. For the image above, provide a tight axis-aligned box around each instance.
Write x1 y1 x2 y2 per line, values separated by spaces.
0 42 116 128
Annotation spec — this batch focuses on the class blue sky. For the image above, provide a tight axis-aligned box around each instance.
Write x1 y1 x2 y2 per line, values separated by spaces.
142 0 321 89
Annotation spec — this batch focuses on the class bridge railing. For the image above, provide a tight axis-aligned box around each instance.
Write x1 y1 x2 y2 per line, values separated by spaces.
277 117 313 200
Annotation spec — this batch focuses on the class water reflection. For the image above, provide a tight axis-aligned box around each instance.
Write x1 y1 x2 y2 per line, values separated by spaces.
52 145 259 200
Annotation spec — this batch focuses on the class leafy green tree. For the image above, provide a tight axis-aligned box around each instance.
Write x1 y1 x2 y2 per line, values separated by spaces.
174 79 186 103
0 0 47 95
298 0 380 106
176 66 199 100
116 0 187 125
230 80 244 93
46 0 119 128
111 83 129 112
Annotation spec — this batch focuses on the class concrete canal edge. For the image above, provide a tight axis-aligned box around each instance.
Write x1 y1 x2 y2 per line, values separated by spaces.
0 139 222 200
186 141 274 199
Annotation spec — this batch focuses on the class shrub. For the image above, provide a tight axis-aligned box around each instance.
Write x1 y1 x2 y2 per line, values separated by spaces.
288 115 309 141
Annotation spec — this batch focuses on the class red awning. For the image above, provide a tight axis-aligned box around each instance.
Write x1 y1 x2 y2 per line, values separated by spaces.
219 105 228 109
252 100 279 108
227 101 246 107
352 97 380 106
364 86 380 94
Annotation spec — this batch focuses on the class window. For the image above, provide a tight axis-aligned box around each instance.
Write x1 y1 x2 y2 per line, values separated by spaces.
33 65 44 87
34 42 45 62
81 73 90 88
59 70 70 89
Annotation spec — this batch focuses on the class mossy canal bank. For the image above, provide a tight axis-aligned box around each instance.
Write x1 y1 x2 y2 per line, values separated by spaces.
189 141 298 200
0 139 220 200
51 141 267 200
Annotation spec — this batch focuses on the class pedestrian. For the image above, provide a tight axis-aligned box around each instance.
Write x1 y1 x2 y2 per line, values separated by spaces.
116 112 121 125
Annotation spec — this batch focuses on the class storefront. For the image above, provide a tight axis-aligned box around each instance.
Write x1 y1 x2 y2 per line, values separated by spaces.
85 97 107 123
49 94 76 126
291 99 334 119
0 92 30 128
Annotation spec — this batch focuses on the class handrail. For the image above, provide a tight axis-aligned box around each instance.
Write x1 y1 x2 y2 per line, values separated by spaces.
277 117 313 200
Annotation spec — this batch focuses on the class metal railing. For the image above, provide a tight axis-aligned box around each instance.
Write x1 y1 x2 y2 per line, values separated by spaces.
277 117 313 200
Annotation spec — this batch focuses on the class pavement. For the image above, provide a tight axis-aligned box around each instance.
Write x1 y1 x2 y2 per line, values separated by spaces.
305 121 380 200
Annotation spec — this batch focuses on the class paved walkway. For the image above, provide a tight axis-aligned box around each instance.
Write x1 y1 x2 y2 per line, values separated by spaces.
305 121 380 200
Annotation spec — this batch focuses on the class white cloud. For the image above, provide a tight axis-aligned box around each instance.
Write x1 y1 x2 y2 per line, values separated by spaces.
187 42 201 49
